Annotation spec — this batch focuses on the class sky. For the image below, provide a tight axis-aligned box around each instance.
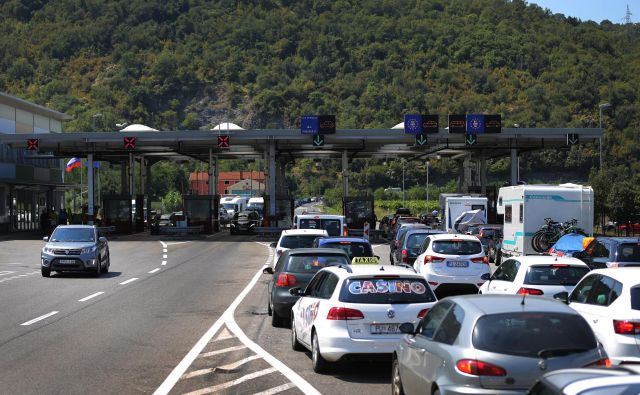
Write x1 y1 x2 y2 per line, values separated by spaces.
527 0 638 23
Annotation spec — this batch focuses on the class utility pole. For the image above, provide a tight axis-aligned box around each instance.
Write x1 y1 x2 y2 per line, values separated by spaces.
625 4 632 24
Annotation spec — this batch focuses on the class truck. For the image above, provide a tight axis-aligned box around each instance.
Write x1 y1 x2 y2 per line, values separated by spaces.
440 195 488 233
497 183 594 263
343 196 375 233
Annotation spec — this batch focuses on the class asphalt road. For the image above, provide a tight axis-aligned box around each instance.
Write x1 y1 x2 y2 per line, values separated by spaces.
0 232 395 395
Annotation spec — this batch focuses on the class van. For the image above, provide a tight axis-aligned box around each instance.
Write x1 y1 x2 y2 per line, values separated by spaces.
294 214 347 237
247 197 264 213
220 196 248 218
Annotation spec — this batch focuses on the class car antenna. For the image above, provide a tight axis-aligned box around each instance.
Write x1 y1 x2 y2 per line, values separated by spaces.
380 265 385 271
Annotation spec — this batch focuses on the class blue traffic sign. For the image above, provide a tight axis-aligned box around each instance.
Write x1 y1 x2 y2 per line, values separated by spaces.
466 114 485 134
301 116 319 135
403 114 422 134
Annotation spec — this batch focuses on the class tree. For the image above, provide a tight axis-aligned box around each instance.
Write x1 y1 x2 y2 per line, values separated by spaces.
161 190 183 213
606 181 640 229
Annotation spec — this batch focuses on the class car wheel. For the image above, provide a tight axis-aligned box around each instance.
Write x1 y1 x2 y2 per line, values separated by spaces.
104 253 110 273
392 356 406 395
41 266 51 277
94 257 102 277
291 316 304 351
311 331 330 373
271 310 284 328
267 295 273 316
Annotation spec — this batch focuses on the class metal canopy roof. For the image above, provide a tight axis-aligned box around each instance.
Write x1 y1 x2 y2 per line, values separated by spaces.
0 127 602 163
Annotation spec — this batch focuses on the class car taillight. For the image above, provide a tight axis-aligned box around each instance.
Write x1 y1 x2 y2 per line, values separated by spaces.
584 358 612 368
327 307 364 320
424 255 445 264
471 256 489 264
613 320 640 334
456 359 506 376
417 308 429 318
516 287 544 295
343 226 348 236
402 249 408 263
275 273 297 287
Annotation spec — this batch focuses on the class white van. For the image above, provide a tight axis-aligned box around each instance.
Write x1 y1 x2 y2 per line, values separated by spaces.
220 196 248 218
294 214 347 237
247 197 264 213
441 196 488 233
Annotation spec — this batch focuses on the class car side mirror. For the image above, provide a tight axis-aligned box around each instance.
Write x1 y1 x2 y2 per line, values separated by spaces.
289 287 304 296
98 237 107 243
554 291 569 304
270 242 277 248
480 273 491 281
43 236 49 242
263 267 274 275
399 322 414 334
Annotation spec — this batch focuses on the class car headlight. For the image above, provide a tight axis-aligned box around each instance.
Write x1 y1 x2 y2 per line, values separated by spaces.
43 247 53 253
81 246 97 254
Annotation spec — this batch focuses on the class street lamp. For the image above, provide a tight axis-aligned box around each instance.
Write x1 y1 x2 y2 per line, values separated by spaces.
401 158 405 205
426 159 430 203
599 103 612 169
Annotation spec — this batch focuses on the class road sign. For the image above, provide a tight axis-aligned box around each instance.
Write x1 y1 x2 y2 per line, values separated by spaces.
301 115 319 134
217 135 230 148
403 114 422 134
318 115 336 134
466 114 485 134
448 114 466 133
567 133 579 146
415 133 428 147
123 137 136 149
485 114 502 133
312 134 325 147
422 114 439 133
26 138 39 150
465 133 477 146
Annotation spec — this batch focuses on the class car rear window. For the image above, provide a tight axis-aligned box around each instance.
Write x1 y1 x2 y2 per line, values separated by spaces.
406 234 429 250
285 255 350 274
473 312 596 358
525 265 591 286
631 287 640 311
398 218 419 224
280 235 319 249
339 277 436 304
322 241 373 258
299 219 342 236
617 243 640 262
432 240 482 255
480 229 495 238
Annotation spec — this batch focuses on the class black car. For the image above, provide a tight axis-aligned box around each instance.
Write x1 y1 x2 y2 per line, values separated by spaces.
573 236 640 269
230 210 262 234
150 213 176 235
263 248 350 327
392 228 445 265
389 223 429 262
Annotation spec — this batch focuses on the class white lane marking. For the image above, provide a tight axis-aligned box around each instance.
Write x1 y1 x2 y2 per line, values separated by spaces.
213 327 234 341
163 249 168 253
255 242 271 247
21 311 59 326
163 254 168 259
28 271 40 275
0 271 15 276
17 274 28 277
165 241 191 246
161 261 167 266
78 292 104 302
149 268 161 274
183 367 277 395
199 345 246 358
160 241 167 248
154 244 320 395
119 278 139 285
253 383 297 395
181 355 261 379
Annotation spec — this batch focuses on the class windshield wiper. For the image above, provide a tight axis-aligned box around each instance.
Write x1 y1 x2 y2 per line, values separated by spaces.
538 347 589 359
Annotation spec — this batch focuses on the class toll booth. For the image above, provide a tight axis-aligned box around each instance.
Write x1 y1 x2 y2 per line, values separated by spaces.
183 195 218 234
343 196 375 231
135 194 146 232
102 195 133 233
264 195 293 228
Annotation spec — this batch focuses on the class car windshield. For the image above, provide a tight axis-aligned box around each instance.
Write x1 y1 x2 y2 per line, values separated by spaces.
222 203 236 210
285 254 349 274
617 243 640 262
322 241 373 258
432 240 482 255
50 228 95 242
406 234 429 250
480 228 495 237
299 219 342 236
160 214 172 220
339 277 436 304
280 235 319 249
525 265 591 286
473 312 596 358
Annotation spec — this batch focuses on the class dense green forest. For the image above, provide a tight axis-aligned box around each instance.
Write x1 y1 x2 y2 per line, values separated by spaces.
1 0 639 220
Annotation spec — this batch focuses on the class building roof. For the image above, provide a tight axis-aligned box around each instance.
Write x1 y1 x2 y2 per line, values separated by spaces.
0 92 72 121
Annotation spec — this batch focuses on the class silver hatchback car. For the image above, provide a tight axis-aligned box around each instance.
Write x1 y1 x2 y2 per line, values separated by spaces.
41 225 110 277
393 294 609 395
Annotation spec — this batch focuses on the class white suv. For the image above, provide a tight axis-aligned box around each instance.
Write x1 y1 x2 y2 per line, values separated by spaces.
413 233 489 298
290 265 437 373
272 229 329 263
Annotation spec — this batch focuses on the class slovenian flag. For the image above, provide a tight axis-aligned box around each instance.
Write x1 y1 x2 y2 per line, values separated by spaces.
66 157 82 172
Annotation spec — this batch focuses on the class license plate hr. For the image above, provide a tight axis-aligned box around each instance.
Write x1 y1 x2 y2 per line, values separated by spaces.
447 260 468 267
371 323 400 334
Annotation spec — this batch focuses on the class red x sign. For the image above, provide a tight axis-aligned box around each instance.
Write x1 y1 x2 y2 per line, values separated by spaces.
217 135 230 148
27 138 39 151
123 137 136 150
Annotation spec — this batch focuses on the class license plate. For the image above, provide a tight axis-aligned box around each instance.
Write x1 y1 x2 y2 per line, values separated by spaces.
58 259 76 264
447 260 468 267
370 323 400 334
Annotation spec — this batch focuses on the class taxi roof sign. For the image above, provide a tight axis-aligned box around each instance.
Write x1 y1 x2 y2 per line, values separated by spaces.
351 256 380 264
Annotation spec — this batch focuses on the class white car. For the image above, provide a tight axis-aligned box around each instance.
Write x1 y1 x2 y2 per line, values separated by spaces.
272 229 329 263
479 255 590 297
413 233 489 297
290 265 437 373
557 268 640 365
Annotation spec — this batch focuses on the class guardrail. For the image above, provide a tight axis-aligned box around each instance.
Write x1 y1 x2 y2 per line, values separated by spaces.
159 226 204 235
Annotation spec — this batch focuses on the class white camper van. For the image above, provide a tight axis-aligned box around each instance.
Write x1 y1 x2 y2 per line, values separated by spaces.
247 197 264 213
497 183 594 263
441 196 488 233
220 196 248 218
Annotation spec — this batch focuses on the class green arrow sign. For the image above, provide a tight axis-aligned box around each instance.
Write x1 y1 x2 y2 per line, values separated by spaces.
415 133 427 147
465 133 477 146
567 133 579 146
312 134 325 147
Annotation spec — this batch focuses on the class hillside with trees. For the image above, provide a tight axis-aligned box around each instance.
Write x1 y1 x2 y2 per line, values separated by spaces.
1 0 639 219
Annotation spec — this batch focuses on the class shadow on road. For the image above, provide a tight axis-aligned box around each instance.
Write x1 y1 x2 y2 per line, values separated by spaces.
50 271 123 279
